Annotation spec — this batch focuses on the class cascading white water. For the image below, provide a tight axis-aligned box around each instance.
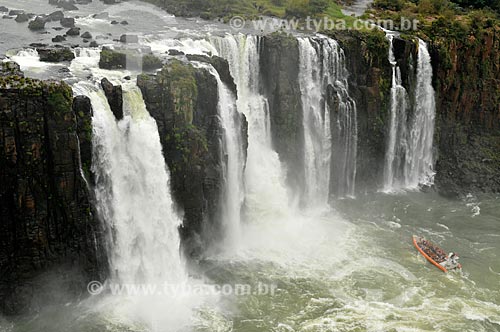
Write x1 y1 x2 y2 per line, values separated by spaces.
9 48 53 76
406 39 436 187
209 34 290 217
204 65 245 247
146 33 358 207
298 37 332 205
298 36 358 202
383 33 410 191
383 34 436 191
75 82 185 285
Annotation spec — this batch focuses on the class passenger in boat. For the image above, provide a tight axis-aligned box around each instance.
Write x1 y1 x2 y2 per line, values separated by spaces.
439 252 461 270
435 247 447 262
425 240 446 262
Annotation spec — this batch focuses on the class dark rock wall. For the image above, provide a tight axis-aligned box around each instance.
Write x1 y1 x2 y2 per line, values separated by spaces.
73 95 93 183
430 28 500 197
185 54 238 95
137 60 226 258
260 33 305 196
100 78 123 120
0 70 104 315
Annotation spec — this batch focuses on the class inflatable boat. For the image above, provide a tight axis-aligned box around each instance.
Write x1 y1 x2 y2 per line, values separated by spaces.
412 235 461 272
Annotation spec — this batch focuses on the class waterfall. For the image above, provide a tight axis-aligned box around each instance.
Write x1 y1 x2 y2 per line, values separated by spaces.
298 37 333 205
205 65 245 247
406 39 436 187
210 34 290 216
383 33 411 191
146 33 358 205
75 82 185 285
298 36 357 202
383 34 436 191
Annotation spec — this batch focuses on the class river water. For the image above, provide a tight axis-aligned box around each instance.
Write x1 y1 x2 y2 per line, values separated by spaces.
193 192 500 332
0 1 499 331
2 193 499 331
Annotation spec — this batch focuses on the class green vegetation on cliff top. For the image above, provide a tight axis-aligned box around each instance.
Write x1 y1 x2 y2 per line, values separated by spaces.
143 0 350 21
0 73 73 116
143 0 499 38
368 0 499 38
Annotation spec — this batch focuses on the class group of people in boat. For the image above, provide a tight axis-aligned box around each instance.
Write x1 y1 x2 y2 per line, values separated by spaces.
419 239 447 262
418 239 461 270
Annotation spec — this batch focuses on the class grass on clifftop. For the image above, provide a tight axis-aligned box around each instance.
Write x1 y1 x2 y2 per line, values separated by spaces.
143 0 351 21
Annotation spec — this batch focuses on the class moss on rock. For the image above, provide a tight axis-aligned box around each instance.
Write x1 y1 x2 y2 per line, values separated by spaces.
162 59 198 124
99 47 127 70
47 82 73 115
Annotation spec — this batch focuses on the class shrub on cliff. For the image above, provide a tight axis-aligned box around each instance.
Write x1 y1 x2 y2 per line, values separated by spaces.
164 60 197 123
142 54 163 71
370 0 499 34
452 0 500 12
373 0 407 10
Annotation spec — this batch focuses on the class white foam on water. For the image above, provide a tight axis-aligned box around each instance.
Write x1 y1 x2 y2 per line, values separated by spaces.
69 47 132 83
9 48 56 73
144 35 216 56
437 223 450 230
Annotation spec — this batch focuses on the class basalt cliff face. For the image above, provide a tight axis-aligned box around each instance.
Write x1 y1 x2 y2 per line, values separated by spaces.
137 59 247 258
260 34 305 195
430 28 500 197
0 63 105 315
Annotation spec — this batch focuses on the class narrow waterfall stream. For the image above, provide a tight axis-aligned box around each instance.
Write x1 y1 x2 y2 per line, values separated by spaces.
206 65 245 248
383 34 437 192
406 38 436 187
298 36 358 202
209 34 291 217
298 37 333 206
383 32 411 192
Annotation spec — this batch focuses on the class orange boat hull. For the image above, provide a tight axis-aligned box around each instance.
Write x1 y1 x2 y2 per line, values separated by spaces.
412 235 448 273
